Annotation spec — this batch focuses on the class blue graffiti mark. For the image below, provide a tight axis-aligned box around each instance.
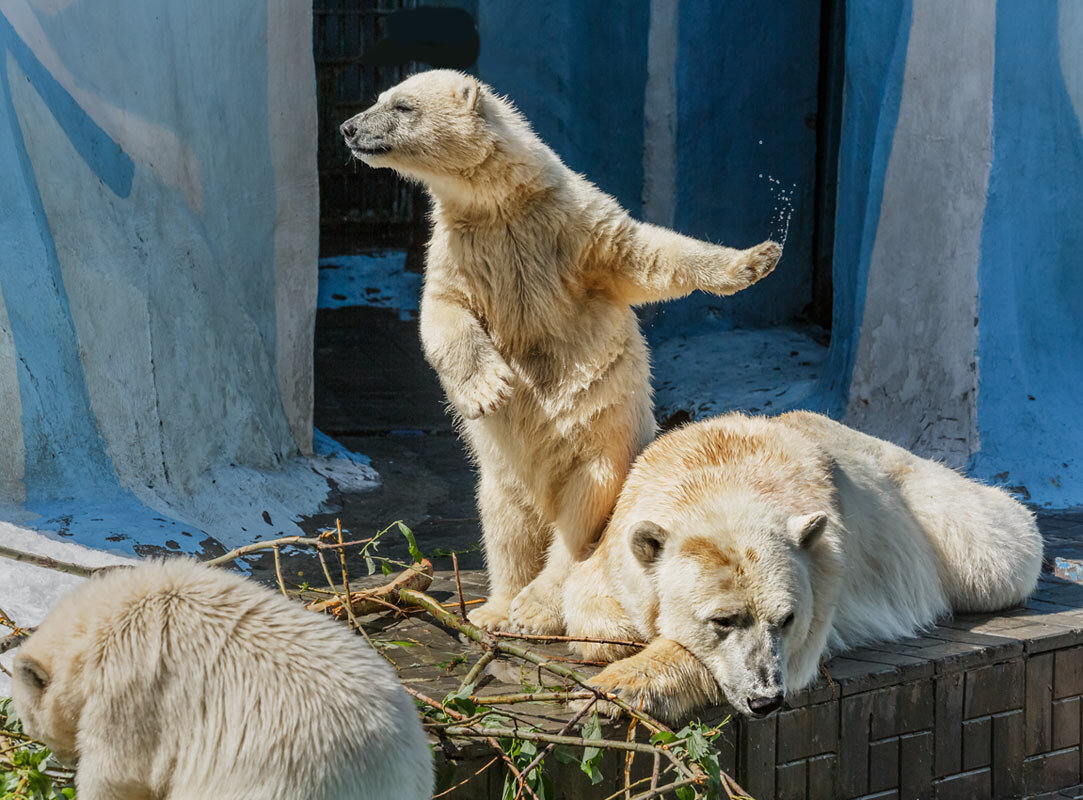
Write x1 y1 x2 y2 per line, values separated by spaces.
0 15 132 196
805 0 912 417
971 0 1083 507
0 32 118 498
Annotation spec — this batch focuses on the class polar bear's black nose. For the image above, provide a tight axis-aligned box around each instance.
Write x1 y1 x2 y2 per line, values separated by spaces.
341 121 357 140
747 694 784 716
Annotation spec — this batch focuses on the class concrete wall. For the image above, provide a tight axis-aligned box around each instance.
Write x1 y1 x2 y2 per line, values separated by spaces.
819 0 1083 508
0 0 333 551
475 0 819 327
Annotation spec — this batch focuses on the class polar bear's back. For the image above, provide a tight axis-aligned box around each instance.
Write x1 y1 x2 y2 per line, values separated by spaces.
48 559 432 800
781 411 1043 616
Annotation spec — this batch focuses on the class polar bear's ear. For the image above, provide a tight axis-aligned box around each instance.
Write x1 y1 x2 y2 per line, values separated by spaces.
788 512 829 549
460 76 481 113
14 655 49 698
630 520 668 567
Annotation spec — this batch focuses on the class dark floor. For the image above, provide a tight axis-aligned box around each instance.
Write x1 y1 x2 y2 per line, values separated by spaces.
305 302 1082 580
303 304 482 575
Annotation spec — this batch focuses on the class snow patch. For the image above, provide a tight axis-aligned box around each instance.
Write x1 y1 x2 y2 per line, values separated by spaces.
651 324 828 425
318 251 419 319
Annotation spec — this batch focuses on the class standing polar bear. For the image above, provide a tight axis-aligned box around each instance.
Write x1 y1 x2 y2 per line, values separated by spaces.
11 559 433 800
563 411 1042 722
340 70 781 634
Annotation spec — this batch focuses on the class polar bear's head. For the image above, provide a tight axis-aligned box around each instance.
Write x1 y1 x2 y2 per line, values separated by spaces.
11 598 87 765
339 70 550 202
340 70 501 181
629 500 833 717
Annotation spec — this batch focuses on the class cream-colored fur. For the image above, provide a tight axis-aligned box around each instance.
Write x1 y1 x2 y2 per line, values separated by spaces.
564 411 1043 722
340 70 780 633
11 559 432 800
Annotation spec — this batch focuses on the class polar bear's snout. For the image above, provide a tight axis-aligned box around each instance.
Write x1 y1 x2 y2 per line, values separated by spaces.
340 110 392 157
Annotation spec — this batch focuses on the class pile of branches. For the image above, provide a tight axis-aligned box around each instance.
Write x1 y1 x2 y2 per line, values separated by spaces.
0 524 751 800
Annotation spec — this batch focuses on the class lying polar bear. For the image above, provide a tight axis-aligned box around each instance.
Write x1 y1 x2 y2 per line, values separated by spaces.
563 411 1042 722
12 559 433 800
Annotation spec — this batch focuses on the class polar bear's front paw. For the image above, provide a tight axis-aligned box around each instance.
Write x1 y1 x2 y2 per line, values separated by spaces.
507 582 566 635
581 657 664 719
739 240 782 286
452 361 515 420
467 598 512 631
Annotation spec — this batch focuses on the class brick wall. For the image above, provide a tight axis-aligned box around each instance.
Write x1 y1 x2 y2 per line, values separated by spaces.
710 575 1083 800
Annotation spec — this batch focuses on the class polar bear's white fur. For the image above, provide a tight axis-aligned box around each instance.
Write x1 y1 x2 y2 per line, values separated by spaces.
563 411 1042 722
11 559 433 800
340 70 780 634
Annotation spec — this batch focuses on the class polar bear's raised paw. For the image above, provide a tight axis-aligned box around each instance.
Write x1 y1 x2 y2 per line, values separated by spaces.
740 239 782 285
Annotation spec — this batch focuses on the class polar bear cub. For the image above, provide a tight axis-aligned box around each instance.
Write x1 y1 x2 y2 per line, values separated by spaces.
341 70 781 634
564 411 1042 722
12 559 433 800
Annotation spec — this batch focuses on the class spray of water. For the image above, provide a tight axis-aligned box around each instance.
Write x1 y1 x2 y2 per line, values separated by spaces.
756 141 796 253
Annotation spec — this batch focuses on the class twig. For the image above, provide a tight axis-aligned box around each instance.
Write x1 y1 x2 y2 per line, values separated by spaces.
515 697 597 795
627 776 700 800
460 649 497 690
721 772 754 800
272 546 288 598
399 588 674 739
431 755 499 798
0 545 97 578
473 691 593 705
202 535 374 567
650 750 661 793
307 559 432 617
491 631 647 649
624 718 638 800
335 520 360 632
441 725 684 758
451 552 467 620
405 687 540 800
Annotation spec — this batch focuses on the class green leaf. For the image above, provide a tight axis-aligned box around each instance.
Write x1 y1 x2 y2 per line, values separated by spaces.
380 561 393 576
364 555 376 575
442 684 477 716
649 730 677 745
397 522 424 563
674 786 696 800
552 744 578 764
579 712 604 785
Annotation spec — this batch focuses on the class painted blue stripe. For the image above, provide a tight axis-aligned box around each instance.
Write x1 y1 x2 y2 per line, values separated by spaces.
970 0 1083 507
807 0 912 417
0 14 126 499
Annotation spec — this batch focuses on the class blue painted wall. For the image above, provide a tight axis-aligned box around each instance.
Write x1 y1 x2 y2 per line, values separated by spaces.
812 0 911 417
0 0 324 549
476 0 650 218
969 0 1083 504
670 0 821 328
476 0 819 326
814 0 1082 507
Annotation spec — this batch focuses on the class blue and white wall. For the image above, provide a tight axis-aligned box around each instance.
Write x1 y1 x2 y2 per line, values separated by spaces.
477 1 1081 507
822 0 1083 508
0 0 374 555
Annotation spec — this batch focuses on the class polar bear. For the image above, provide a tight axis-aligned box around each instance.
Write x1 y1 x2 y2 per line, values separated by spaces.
563 411 1042 722
340 70 781 634
11 559 433 800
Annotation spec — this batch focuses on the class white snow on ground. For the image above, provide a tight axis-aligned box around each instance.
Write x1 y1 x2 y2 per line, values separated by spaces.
317 251 420 320
651 324 828 424
311 428 380 492
0 521 135 694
